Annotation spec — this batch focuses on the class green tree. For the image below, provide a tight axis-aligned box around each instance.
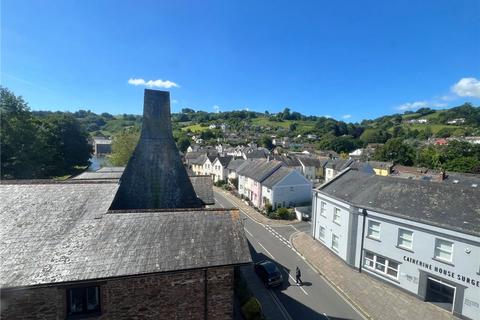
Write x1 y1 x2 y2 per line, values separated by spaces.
374 138 415 165
289 122 298 132
1 87 46 178
108 128 140 166
360 128 390 144
43 114 92 174
444 157 480 174
416 146 441 169
1 87 92 178
260 136 274 150
177 136 191 152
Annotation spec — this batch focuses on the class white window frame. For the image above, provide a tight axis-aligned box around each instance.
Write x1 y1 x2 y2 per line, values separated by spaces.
333 207 341 225
397 228 413 250
320 201 327 217
434 238 453 263
331 234 339 252
367 220 381 240
363 250 399 280
319 226 325 242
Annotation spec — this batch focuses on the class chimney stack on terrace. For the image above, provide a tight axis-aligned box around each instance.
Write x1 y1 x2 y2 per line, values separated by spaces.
109 89 202 210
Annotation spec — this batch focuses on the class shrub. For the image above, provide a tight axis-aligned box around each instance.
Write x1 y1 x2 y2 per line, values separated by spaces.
276 207 294 220
241 297 263 320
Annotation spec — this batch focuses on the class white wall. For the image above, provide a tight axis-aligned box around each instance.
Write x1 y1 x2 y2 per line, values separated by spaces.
359 211 480 320
312 192 353 262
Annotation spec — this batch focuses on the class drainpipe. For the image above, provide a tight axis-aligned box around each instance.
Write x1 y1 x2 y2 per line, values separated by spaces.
204 269 208 320
358 209 367 273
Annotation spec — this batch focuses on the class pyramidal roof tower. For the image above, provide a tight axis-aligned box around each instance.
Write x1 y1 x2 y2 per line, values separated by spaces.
110 89 202 210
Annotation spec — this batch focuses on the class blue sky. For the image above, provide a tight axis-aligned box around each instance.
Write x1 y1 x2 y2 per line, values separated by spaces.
2 0 479 122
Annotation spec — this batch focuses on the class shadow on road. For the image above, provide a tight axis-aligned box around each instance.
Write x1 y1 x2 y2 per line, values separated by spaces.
247 241 356 320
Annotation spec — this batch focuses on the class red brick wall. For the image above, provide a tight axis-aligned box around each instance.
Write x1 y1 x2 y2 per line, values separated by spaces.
1 266 233 320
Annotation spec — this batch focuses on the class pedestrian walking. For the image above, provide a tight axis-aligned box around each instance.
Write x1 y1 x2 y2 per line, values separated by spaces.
295 266 303 285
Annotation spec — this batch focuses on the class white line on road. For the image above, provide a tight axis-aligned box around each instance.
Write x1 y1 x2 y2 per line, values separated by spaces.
286 272 309 295
244 228 253 237
258 241 275 259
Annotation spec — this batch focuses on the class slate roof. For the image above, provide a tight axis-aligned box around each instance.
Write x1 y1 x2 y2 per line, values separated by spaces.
237 159 284 182
318 169 480 236
297 156 321 167
189 154 208 165
273 155 301 167
244 149 270 159
0 181 250 288
97 167 125 173
262 166 294 188
70 169 214 205
190 176 215 205
227 159 246 171
216 156 233 167
73 171 123 180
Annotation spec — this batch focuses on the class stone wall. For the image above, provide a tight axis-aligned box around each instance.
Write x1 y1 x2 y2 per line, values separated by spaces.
0 266 234 320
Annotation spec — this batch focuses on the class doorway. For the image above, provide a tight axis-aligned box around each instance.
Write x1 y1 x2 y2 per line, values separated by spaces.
425 277 455 312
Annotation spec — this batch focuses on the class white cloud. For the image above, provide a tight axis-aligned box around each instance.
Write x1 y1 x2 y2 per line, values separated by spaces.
213 105 220 113
128 78 179 89
322 115 332 118
172 99 179 104
451 77 480 98
342 114 352 119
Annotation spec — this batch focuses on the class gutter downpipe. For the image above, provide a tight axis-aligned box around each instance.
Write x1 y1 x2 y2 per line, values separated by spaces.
358 208 367 273
204 269 208 320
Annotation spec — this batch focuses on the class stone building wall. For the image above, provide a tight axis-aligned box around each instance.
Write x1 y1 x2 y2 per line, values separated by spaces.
0 266 234 320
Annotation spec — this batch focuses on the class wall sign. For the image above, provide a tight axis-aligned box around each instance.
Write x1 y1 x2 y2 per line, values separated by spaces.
403 255 480 288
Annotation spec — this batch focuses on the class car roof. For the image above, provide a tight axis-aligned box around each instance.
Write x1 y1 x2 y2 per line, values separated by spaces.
259 260 279 273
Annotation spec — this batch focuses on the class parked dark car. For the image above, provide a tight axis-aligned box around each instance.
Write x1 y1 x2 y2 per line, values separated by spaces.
254 260 283 288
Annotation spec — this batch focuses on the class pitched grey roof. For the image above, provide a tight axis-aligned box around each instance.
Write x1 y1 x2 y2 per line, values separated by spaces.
273 155 301 167
0 182 250 288
237 159 284 182
73 171 123 180
319 169 480 236
216 156 233 167
244 149 270 159
227 159 246 171
262 166 293 188
190 176 215 205
189 154 207 165
96 167 125 172
71 168 213 205
297 156 321 167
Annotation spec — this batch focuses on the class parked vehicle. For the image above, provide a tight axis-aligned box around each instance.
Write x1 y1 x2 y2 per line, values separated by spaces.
254 260 283 288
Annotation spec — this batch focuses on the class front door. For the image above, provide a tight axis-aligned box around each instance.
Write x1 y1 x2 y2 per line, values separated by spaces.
425 277 455 312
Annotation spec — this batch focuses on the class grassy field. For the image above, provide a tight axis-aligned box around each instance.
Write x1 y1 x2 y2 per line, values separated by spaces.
251 118 316 133
181 123 210 133
399 123 462 134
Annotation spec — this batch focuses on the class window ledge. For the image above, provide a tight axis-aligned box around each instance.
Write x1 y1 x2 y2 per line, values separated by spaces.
366 236 381 242
363 267 400 284
333 221 341 226
67 312 102 319
396 245 414 253
432 257 455 267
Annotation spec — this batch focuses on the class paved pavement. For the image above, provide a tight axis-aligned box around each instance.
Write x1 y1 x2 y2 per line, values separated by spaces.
214 189 364 320
292 232 459 320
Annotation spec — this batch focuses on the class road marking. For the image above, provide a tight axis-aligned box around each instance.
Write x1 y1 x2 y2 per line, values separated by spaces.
258 241 275 259
286 272 309 295
244 228 253 237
